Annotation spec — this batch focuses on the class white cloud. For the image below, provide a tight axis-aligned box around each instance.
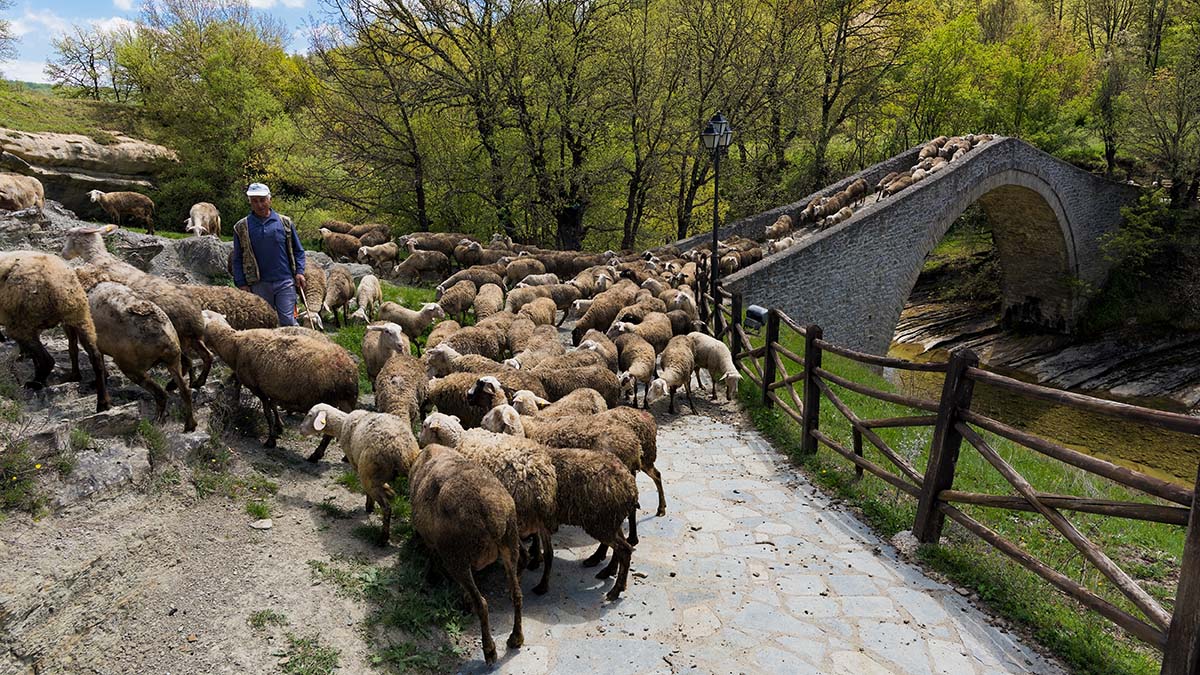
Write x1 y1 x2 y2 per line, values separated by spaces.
90 16 136 33
10 8 70 38
245 0 305 8
280 0 306 8
113 0 135 10
0 59 52 84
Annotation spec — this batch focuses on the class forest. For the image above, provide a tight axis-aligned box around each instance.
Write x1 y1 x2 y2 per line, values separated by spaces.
11 0 1200 250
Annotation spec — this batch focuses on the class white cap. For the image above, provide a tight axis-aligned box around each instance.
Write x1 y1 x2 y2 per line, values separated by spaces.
246 182 271 197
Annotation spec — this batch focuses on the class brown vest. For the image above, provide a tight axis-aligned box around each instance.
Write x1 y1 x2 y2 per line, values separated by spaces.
233 214 297 285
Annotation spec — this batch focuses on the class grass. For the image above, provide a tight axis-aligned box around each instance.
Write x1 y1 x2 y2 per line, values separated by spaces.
329 281 436 391
246 499 271 519
248 609 289 630
0 81 160 141
135 420 168 467
280 633 340 675
737 323 1180 675
0 440 46 516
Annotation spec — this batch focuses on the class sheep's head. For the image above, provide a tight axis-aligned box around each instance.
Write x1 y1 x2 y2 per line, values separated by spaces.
319 227 331 237
349 307 369 324
302 309 325 331
718 371 743 400
357 246 371 263
421 302 447 320
618 371 637 400
467 375 506 409
646 378 669 404
299 403 338 437
480 404 525 437
606 321 632 339
419 412 462 447
424 343 458 376
510 390 550 416
366 322 407 353
61 224 117 260
502 357 521 369
87 190 104 203
568 299 591 320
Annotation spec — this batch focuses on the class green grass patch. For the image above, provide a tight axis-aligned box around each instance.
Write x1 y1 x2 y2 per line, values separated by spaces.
193 469 278 500
246 499 271 519
135 420 169 467
738 325 1177 675
381 281 436 309
280 633 339 675
334 470 362 494
0 82 160 140
0 441 46 516
248 609 289 630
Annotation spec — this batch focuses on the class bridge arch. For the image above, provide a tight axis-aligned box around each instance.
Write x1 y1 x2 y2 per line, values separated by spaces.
710 137 1140 355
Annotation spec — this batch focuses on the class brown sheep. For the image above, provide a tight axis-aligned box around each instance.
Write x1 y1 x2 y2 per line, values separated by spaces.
184 202 221 237
322 264 356 328
88 190 156 234
393 249 450 284
319 228 362 261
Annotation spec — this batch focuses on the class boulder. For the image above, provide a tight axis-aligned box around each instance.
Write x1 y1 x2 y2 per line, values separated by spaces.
54 441 151 508
173 236 233 281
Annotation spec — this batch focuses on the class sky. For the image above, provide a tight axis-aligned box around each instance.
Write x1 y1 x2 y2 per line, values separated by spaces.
1 0 314 83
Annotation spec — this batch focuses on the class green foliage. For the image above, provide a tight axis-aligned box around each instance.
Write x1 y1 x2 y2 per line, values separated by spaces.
135 419 168 467
248 609 288 630
0 81 155 138
245 499 270 519
280 633 339 675
1103 190 1172 271
0 441 46 516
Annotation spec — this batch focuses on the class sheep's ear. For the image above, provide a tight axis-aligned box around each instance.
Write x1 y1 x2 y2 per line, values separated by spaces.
314 410 327 431
534 395 550 408
450 415 460 423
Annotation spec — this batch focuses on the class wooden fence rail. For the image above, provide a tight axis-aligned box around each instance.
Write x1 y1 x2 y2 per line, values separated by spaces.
707 286 1200 674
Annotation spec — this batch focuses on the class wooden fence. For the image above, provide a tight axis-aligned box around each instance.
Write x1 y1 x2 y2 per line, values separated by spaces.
699 286 1200 674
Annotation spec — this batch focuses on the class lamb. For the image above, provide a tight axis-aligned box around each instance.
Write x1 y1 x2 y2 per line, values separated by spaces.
407 443 524 665
357 242 400 268
570 282 638 345
767 236 796 254
518 297 557 326
0 173 45 212
362 322 411 385
438 267 506 297
530 363 621 407
567 298 593 322
184 202 221 237
300 404 417 544
614 332 655 407
765 214 793 240
473 283 504 321
0 251 110 411
88 190 155 234
437 280 477 323
201 310 358 454
374 350 427 426
516 273 560 287
608 312 672 354
845 177 870 205
504 257 546 286
647 334 697 414
878 174 914 200
425 319 461 351
397 231 475 258
688 331 742 400
822 206 854 228
319 228 361 261
349 274 383 323
875 171 900 194
298 266 327 330
393 249 450 284
188 285 279 330
420 412 559 592
322 264 356 328
377 301 446 352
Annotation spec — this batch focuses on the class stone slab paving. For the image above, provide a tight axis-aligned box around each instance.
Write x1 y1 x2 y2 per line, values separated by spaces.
463 414 1065 674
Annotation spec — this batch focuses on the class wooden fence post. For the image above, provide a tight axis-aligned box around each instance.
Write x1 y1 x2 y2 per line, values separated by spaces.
761 309 780 408
913 349 979 544
800 324 823 455
1162 463 1200 675
714 288 725 338
698 289 709 326
730 293 743 357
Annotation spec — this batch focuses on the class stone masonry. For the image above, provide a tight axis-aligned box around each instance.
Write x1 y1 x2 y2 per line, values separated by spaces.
677 137 1141 355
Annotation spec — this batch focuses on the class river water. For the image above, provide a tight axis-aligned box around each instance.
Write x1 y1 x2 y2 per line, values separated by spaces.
886 340 1200 487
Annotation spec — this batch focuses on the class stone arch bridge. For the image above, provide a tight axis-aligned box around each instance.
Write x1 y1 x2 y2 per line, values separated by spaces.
675 137 1142 356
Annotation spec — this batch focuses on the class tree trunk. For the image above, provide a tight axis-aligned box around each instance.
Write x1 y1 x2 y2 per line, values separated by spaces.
555 203 585 250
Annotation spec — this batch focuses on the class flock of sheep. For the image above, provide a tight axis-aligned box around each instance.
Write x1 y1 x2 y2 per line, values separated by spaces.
0 221 752 665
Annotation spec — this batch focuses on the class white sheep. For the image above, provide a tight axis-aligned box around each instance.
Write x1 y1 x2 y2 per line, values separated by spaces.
184 202 221 237
646 334 697 414
688 331 742 401
349 274 383 323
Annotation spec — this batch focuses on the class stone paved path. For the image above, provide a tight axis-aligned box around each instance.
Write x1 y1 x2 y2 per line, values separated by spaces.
463 412 1065 675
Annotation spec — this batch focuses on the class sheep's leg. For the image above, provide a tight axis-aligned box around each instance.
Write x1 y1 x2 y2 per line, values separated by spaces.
307 436 333 463
532 528 553 595
626 498 639 547
378 494 391 545
646 464 667 516
499 538 525 651
582 544 608 568
711 370 718 400
65 328 82 382
19 337 55 390
73 328 110 411
604 536 634 601
167 357 196 432
684 379 698 414
667 384 677 414
525 534 542 570
259 395 278 448
451 565 497 665
131 369 169 422
554 310 566 327
365 494 375 513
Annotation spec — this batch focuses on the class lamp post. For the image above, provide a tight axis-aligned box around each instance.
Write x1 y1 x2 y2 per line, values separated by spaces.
701 111 733 329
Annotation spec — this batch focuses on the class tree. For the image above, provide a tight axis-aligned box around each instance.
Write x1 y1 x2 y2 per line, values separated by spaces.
0 0 15 65
1126 59 1200 205
895 14 983 145
1091 51 1129 176
46 25 111 100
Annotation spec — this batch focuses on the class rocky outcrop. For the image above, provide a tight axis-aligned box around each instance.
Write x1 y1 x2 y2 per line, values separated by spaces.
0 127 177 215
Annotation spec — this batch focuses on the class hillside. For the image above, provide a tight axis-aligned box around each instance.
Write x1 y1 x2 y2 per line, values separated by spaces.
0 81 163 145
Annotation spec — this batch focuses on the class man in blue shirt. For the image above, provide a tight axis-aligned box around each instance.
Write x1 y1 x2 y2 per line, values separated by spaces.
231 183 307 327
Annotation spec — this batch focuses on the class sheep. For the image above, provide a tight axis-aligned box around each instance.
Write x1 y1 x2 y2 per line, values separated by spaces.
349 274 383 323
567 298 593 322
0 251 110 411
362 322 411 385
184 202 221 237
374 350 427 427
425 343 513 378
614 332 655 407
647 334 696 414
298 266 327 330
530 363 621 407
358 241 400 268
504 258 546 286
518 297 557 326
276 326 332 342
661 287 698 321
453 240 484 267
407 443 524 665
88 190 155 234
911 168 929 182
504 325 565 370
878 174 914 200
616 297 669 324
503 316 538 354
393 249 450 284
200 310 357 454
61 225 144 288
322 264 356 328
418 412 558 594
425 371 547 429
767 236 796 255
299 404 417 544
688 331 742 400
358 228 391 248
473 283 504 321
765 214 793 240
397 231 475 258
377 301 446 353
516 272 561 288
0 173 44 212
425 319 461 351
640 277 667 296
318 228 361 261
348 222 391 241
438 324 507 361
570 282 638 345
437 280 477 323
505 283 582 316
438 267 506 297
512 388 607 417
188 285 279 330
822 206 854 228
320 219 355 234
875 171 900 194
576 329 619 371
608 312 672 354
